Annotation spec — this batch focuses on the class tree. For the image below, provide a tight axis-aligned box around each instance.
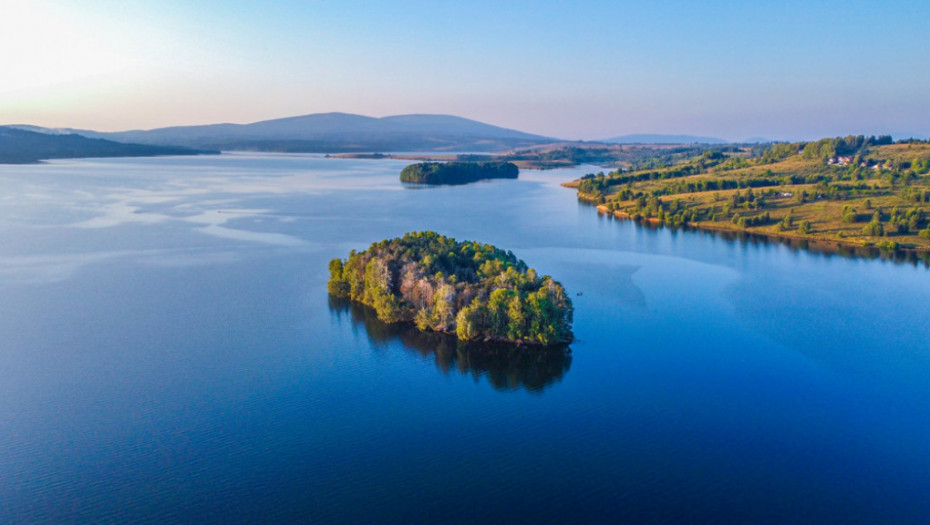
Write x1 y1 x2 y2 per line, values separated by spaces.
432 284 456 330
862 221 884 237
327 258 349 297
455 300 486 341
842 205 858 224
506 295 527 341
487 288 514 337
781 213 794 230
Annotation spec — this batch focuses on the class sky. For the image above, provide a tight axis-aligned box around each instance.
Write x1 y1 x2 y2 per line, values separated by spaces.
1 0 928 141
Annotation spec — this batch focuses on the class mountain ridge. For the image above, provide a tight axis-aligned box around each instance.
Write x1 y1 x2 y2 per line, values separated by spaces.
0 126 214 164
14 113 556 153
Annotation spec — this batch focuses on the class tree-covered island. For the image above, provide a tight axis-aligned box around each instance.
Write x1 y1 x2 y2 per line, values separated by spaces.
400 161 518 185
327 231 573 345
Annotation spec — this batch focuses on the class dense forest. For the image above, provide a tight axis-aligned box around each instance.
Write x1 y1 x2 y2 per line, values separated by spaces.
567 136 930 255
400 161 519 185
327 232 573 345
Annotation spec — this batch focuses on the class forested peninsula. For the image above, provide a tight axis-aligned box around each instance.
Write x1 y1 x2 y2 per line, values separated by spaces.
400 161 518 185
567 136 930 257
327 232 573 345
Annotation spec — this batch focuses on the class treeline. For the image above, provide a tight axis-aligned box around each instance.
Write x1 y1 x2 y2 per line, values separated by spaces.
579 149 921 204
754 135 895 163
627 146 739 171
576 151 732 197
576 165 704 197
601 181 930 238
327 231 573 345
503 144 730 170
576 137 918 194
577 139 909 199
506 146 617 165
400 161 518 185
801 135 893 159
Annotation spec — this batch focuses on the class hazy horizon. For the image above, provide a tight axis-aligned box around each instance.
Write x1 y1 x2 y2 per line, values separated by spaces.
2 0 928 142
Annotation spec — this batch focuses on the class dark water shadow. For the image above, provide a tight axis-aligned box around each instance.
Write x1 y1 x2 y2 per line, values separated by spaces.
329 297 572 394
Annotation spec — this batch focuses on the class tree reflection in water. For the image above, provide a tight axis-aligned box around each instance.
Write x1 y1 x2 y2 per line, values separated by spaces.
329 297 571 393
584 199 930 267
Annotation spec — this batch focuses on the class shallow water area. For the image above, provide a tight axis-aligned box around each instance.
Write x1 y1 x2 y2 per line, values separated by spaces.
0 154 928 524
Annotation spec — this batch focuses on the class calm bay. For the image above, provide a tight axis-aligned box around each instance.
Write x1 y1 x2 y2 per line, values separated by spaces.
0 154 928 523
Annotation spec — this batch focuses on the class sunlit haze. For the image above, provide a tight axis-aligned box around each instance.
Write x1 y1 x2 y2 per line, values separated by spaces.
2 0 928 141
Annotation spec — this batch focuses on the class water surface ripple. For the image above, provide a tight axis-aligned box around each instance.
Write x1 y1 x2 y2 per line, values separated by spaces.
0 155 927 524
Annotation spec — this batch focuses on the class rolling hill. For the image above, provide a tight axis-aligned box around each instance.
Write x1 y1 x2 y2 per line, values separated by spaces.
0 127 213 164
36 113 556 153
567 136 930 256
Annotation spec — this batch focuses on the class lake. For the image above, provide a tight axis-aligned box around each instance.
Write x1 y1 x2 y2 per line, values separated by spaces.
1 154 928 524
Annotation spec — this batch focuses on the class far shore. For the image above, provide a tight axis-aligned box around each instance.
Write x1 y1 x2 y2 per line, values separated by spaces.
327 152 575 170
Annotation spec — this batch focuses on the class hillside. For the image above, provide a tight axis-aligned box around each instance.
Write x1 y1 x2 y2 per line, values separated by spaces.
30 113 555 153
602 133 728 145
567 136 930 256
0 126 213 164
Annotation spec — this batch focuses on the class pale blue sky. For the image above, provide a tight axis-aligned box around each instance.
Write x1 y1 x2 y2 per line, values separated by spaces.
2 0 928 140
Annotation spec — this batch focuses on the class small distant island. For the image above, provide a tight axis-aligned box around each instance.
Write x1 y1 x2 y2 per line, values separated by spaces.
400 161 518 185
327 231 573 345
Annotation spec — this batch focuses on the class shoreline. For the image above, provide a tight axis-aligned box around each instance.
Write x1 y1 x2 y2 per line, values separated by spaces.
571 193 930 262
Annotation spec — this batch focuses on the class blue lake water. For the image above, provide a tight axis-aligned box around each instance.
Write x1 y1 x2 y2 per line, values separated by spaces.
0 153 928 523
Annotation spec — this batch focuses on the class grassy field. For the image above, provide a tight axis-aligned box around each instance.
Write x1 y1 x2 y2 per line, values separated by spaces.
566 140 930 255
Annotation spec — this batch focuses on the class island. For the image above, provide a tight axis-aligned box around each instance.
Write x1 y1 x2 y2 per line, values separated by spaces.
566 136 930 255
400 161 518 185
327 231 573 345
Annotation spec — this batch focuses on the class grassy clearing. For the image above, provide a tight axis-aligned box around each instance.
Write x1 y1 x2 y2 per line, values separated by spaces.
572 142 930 253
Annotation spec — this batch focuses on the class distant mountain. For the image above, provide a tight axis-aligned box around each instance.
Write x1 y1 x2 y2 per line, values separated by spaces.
0 126 214 164
742 137 774 144
602 134 728 145
51 113 556 153
6 125 83 135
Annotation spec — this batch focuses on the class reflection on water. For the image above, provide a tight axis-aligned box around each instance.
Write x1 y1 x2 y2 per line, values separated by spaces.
329 297 571 393
584 200 930 267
